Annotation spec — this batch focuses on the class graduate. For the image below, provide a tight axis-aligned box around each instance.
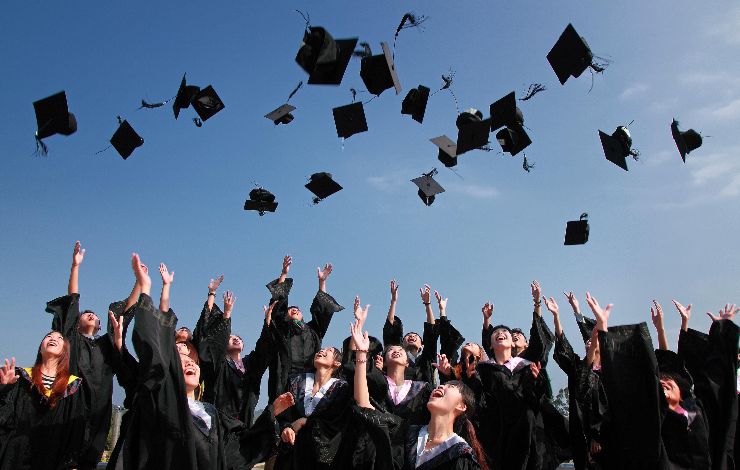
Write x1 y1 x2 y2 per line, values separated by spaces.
545 293 609 470
264 255 345 401
43 241 125 470
350 303 487 470
0 331 89 469
109 253 293 470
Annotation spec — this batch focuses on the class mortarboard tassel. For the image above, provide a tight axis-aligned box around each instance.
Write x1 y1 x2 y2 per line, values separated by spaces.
295 9 311 31
286 81 303 102
520 83 546 101
431 69 460 114
193 118 203 128
393 13 428 58
523 156 535 172
34 133 49 157
139 98 172 109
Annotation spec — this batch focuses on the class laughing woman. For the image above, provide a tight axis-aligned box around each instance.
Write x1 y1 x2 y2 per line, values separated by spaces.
0 331 87 469
351 302 488 470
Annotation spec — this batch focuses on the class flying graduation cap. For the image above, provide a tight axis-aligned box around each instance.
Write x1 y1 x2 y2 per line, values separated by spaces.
171 74 224 124
411 168 444 206
564 213 590 245
671 119 703 163
33 91 77 155
599 126 638 171
265 104 296 125
173 74 200 119
305 172 343 204
360 42 402 96
332 102 368 139
110 119 144 160
490 92 531 156
295 26 358 85
547 24 605 85
431 109 491 167
430 136 458 168
401 85 430 124
244 188 278 216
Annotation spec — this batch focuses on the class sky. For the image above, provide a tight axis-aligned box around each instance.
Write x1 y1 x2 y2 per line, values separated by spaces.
0 1 738 406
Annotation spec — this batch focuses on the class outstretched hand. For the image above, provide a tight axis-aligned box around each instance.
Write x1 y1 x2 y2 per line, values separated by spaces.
282 255 292 275
208 275 224 293
433 353 452 376
390 279 399 303
564 291 580 313
530 361 542 379
434 290 448 311
159 263 174 285
223 291 236 317
317 263 333 281
263 300 277 326
531 280 541 302
419 284 431 304
273 392 295 417
650 300 664 331
131 253 151 292
108 310 124 351
350 317 370 352
586 292 612 330
0 358 18 385
543 297 559 316
707 303 738 322
482 302 494 320
354 296 369 327
72 241 86 267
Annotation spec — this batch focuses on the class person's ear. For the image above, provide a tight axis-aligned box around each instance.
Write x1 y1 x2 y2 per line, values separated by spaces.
455 401 467 414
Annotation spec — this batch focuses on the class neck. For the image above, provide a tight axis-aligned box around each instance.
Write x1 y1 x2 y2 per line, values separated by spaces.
427 413 455 443
227 350 241 362
493 347 512 365
314 366 333 388
187 388 196 400
79 326 96 336
40 357 59 376
386 363 406 386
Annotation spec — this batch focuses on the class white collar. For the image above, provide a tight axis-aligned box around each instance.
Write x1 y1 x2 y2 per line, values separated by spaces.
187 398 212 431
304 373 338 416
415 425 466 468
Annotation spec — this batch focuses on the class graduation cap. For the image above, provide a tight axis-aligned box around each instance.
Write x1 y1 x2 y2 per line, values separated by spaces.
244 188 278 216
110 120 144 160
411 168 444 206
360 42 402 96
496 124 531 156
655 349 694 399
265 104 296 125
430 136 458 167
401 85 430 124
33 91 77 154
599 126 637 171
296 27 358 85
489 92 523 131
305 172 343 203
173 74 200 119
332 102 368 139
455 109 491 156
671 119 703 163
547 24 600 85
564 213 589 245
191 86 225 122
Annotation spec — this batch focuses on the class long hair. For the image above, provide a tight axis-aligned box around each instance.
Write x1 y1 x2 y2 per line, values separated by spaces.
178 342 204 400
452 343 488 380
447 380 490 470
330 347 343 378
31 332 72 409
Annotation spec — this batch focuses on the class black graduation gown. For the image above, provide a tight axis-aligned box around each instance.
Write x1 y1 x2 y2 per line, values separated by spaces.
677 319 738 470
265 278 345 401
597 324 667 470
473 357 546 470
352 406 481 470
197 304 270 425
437 317 466 365
107 293 278 470
0 367 86 469
45 293 120 469
275 373 352 470
660 395 711 470
382 316 439 383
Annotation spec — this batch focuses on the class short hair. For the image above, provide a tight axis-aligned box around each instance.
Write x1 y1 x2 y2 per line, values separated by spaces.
403 331 423 345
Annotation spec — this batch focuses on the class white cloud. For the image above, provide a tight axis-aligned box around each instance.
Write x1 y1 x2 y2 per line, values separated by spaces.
619 83 649 101
448 183 499 199
366 174 407 192
705 6 740 45
709 98 740 120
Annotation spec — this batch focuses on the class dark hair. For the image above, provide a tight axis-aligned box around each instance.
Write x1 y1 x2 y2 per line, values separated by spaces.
32 332 72 409
79 310 101 333
660 372 691 401
288 306 301 312
451 343 488 380
447 380 490 470
403 331 423 345
177 340 199 365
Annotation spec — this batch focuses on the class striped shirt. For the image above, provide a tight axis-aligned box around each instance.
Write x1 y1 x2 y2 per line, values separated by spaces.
41 373 55 391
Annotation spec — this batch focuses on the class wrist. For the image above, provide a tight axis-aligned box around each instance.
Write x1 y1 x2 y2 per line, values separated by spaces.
208 291 216 296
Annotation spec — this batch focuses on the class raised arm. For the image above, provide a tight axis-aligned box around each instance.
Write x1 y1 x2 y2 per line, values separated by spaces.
317 262 332 293
387 279 398 325
158 263 174 313
481 302 494 357
308 263 344 338
206 274 224 312
586 292 612 332
650 300 669 350
543 296 563 338
435 290 465 363
68 241 85 295
278 255 291 284
350 301 374 410
108 310 124 352
531 280 542 317
672 299 691 332
420 284 435 325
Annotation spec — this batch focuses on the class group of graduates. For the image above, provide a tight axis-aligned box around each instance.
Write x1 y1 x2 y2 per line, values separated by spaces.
0 242 738 470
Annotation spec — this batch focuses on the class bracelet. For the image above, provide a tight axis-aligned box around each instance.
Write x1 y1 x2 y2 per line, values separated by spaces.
533 300 541 307
208 292 216 297
422 302 431 306
354 359 367 364
354 349 369 353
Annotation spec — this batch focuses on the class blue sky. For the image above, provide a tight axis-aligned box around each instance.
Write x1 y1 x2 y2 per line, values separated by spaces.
1 1 738 405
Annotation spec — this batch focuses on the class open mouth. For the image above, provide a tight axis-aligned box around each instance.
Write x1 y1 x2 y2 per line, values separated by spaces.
391 351 402 359
430 387 446 399
47 341 58 347
495 333 507 341
315 351 327 358
184 367 197 376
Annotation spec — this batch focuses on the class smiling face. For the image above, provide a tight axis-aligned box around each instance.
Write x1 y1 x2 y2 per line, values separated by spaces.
40 332 65 358
461 342 483 364
287 306 303 322
511 331 528 351
384 345 409 367
660 376 682 408
427 383 467 416
78 310 100 334
403 333 422 349
491 328 513 350
313 347 341 370
180 354 201 393
227 335 244 354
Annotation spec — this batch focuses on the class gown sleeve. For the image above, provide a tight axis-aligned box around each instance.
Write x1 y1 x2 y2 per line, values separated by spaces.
307 290 344 340
45 293 81 338
384 316 405 347
417 322 440 383
553 332 579 377
438 317 465 364
131 293 177 391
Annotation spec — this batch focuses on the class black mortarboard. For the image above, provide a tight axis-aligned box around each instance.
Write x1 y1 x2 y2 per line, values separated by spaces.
671 119 703 163
496 124 531 156
599 126 635 171
489 92 523 131
360 42 402 96
564 213 589 245
547 24 595 85
573 312 597 344
110 120 144 160
191 86 224 122
455 109 491 155
244 188 278 216
265 104 296 125
411 169 444 206
305 172 343 203
332 102 368 139
296 27 358 85
430 136 458 167
655 349 694 399
173 74 201 120
401 85 430 124
33 91 77 140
